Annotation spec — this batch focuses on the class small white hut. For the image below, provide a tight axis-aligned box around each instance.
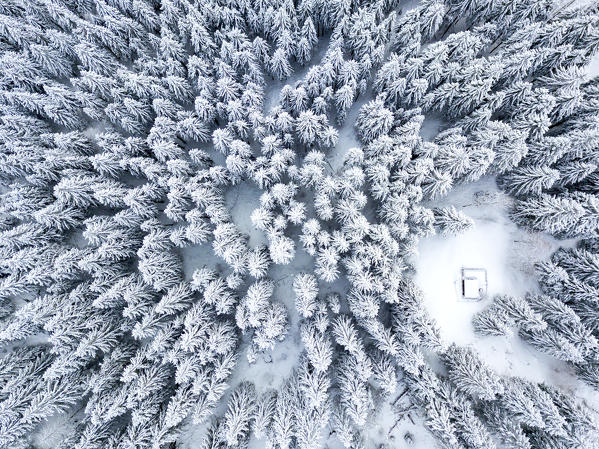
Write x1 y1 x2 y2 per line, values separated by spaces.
460 267 487 300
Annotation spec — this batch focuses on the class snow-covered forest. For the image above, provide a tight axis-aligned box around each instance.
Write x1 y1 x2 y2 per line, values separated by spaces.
1 0 599 447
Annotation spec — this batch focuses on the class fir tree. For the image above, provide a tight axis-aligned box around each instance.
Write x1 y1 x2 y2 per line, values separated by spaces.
442 344 504 401
433 206 474 236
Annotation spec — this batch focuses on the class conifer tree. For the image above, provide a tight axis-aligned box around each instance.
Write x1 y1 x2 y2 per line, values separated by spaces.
442 344 504 400
433 206 474 236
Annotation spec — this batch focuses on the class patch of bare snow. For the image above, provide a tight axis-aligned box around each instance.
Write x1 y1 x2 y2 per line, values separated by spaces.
412 177 599 408
32 411 78 449
415 177 573 344
587 52 599 78
225 181 268 248
327 91 369 172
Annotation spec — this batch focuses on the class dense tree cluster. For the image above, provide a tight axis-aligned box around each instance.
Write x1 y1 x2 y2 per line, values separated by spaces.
474 241 599 393
0 0 598 447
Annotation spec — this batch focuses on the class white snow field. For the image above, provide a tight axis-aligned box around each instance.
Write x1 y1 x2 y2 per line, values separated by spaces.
415 177 599 411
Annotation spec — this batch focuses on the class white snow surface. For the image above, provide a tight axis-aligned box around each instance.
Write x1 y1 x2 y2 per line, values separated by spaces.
415 177 599 412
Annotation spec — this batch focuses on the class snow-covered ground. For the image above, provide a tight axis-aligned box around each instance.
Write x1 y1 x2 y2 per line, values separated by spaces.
414 177 570 344
32 413 76 449
415 177 599 411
